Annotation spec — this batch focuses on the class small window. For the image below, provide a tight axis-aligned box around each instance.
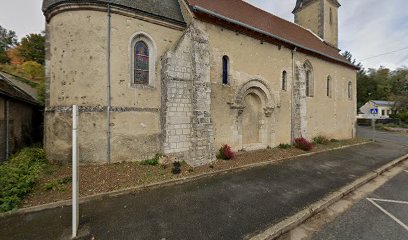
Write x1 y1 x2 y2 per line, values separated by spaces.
306 70 311 97
134 41 149 84
330 8 333 25
282 71 287 91
327 76 332 97
304 61 314 97
382 110 385 116
222 55 229 84
348 81 352 100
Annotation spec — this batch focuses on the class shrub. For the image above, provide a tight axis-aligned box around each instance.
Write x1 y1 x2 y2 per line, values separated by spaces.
399 112 408 123
140 154 160 166
171 162 181 175
294 138 313 151
313 135 330 145
43 176 72 192
218 145 235 160
330 139 340 143
0 147 47 212
278 143 292 149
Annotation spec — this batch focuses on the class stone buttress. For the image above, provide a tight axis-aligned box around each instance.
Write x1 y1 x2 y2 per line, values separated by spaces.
161 22 215 166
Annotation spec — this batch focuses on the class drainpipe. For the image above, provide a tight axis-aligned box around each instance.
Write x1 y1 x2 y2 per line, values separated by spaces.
291 47 297 143
107 4 111 164
5 99 9 159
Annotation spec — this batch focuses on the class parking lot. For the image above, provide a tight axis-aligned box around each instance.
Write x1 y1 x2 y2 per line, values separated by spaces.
313 169 408 240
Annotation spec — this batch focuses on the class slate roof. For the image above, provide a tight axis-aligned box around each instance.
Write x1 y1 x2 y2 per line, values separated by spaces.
186 0 355 69
371 101 396 107
0 72 38 105
42 0 186 25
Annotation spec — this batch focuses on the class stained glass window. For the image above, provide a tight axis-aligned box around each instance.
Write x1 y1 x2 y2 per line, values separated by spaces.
134 41 149 84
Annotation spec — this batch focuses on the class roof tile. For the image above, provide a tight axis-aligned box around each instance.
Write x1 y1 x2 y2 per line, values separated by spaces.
186 0 354 68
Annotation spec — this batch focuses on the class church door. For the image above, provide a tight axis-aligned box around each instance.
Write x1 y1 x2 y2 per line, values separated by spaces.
242 93 261 145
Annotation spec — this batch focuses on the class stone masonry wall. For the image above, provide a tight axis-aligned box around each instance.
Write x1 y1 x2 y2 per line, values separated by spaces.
161 22 215 166
294 62 308 139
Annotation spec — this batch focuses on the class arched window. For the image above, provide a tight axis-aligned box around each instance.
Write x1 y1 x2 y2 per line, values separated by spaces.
304 61 314 97
131 33 156 87
348 81 353 100
134 41 149 84
222 55 229 84
327 76 332 97
282 71 287 91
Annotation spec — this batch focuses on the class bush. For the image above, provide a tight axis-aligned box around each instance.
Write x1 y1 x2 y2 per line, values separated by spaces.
218 145 235 160
140 154 160 166
0 148 47 212
294 138 313 151
313 135 330 145
330 139 340 143
399 112 408 123
278 143 292 149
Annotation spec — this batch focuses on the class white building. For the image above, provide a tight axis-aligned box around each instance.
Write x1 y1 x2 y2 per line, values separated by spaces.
359 100 398 119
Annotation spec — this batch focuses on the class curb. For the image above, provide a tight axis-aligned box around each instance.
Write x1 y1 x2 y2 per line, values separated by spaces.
248 153 408 240
0 141 370 218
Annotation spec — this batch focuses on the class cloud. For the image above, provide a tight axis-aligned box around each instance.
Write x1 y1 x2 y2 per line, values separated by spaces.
246 0 408 69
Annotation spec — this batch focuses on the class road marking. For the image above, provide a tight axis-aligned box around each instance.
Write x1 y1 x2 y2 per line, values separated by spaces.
404 170 408 174
369 198 408 205
367 198 408 232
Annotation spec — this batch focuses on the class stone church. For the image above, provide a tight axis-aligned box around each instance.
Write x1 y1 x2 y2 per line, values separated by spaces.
42 0 358 166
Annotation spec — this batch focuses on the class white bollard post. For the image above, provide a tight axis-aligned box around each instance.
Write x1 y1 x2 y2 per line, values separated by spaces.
72 105 79 238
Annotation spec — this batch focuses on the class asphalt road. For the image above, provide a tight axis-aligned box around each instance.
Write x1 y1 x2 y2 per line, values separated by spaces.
357 126 408 146
1 127 406 240
312 169 408 240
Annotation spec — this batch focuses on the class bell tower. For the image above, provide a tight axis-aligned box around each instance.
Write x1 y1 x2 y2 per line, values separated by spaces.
292 0 340 48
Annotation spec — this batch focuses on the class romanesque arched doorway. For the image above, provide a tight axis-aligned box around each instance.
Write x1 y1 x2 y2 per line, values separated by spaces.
229 79 278 151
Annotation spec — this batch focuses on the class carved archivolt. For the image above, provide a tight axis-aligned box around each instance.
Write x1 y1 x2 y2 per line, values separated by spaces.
229 79 278 117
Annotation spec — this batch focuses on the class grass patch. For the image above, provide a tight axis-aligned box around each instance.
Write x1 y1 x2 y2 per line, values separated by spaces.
278 143 292 149
43 176 72 192
0 147 48 212
313 135 330 145
140 154 161 166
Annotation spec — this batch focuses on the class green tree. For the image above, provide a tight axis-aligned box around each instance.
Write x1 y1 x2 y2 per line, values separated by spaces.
21 61 44 82
17 33 45 65
0 25 18 64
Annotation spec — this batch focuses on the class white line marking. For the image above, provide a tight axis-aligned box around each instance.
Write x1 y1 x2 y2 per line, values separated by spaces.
404 170 408 174
367 198 408 232
369 198 408 205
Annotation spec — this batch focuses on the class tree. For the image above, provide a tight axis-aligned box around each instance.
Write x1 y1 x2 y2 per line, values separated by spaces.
17 33 45 65
0 25 18 63
21 61 44 82
6 47 24 65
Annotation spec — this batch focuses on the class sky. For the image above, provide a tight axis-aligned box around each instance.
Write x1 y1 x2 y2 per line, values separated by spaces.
0 0 407 69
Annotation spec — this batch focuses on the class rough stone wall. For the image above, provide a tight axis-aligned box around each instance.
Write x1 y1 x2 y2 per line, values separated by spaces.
293 63 308 139
162 22 215 166
44 9 184 163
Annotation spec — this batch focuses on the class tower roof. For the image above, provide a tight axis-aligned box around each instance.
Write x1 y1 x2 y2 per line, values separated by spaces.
292 0 341 13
